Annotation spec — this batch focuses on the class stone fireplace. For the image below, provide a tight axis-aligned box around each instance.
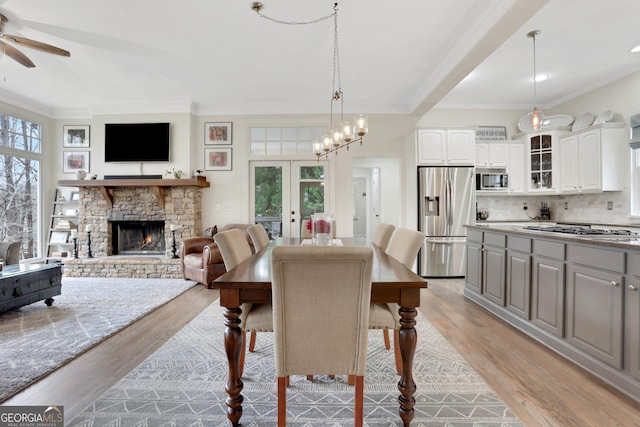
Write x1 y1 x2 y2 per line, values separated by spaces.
60 177 209 278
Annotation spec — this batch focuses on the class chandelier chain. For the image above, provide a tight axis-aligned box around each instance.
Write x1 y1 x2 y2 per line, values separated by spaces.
253 8 335 26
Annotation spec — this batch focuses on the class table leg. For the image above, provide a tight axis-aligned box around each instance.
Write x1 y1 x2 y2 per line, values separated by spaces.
223 306 244 426
397 306 417 426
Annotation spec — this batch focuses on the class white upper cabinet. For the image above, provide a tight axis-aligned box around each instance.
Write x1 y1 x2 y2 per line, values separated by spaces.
475 142 508 168
559 123 625 193
415 129 475 165
508 142 525 194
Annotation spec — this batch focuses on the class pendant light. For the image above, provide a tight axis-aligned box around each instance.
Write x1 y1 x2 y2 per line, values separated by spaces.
526 30 544 131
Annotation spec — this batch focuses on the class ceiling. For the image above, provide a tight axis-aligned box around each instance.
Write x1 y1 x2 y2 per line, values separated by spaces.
0 0 639 118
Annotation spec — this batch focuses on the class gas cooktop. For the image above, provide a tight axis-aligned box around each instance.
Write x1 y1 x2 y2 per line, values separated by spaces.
523 225 637 236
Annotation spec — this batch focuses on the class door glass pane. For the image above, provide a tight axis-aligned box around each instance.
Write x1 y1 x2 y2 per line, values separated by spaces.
254 166 283 238
299 166 325 235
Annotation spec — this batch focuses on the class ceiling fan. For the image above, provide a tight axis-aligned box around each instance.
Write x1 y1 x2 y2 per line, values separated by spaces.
0 13 70 68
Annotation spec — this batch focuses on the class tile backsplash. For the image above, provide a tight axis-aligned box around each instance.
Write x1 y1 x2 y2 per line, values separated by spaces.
476 192 630 224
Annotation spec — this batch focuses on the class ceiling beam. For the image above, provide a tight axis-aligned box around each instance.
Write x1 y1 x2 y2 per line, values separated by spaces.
410 0 549 116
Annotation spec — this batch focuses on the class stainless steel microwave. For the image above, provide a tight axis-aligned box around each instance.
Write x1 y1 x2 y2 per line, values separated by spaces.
476 173 508 190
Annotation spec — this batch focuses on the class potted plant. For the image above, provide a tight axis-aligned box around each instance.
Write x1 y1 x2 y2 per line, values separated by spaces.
165 168 184 179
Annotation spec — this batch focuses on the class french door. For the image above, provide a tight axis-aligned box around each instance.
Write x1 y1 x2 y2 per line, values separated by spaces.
250 160 329 238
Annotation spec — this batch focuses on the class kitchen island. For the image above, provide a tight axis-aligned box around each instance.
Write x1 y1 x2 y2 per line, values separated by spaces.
464 223 639 402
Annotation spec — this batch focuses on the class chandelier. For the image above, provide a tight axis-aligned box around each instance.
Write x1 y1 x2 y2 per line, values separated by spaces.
251 2 368 158
526 30 544 131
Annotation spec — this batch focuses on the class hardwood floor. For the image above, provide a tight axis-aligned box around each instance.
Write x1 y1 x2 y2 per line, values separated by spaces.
4 279 639 426
421 279 640 427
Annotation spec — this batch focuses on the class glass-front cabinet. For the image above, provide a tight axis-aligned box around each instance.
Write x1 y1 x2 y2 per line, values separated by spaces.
529 133 553 190
526 128 568 193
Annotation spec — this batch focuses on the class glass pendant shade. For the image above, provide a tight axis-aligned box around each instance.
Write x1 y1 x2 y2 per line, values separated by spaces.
341 121 352 142
322 135 332 152
331 128 342 148
527 107 544 131
313 141 322 155
354 114 368 137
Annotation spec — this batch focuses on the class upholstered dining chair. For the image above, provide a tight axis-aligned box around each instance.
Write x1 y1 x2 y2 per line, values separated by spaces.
247 224 271 252
370 227 425 375
370 223 395 251
271 245 374 427
214 229 273 375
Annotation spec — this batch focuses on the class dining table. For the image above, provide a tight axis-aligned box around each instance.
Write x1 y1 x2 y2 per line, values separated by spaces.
212 237 428 426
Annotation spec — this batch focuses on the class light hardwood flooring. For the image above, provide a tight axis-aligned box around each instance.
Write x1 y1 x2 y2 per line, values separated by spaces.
4 280 640 426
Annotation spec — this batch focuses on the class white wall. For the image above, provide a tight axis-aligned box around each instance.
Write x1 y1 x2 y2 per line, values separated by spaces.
8 69 640 257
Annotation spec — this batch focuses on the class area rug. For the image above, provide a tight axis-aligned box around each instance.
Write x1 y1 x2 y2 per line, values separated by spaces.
68 300 523 426
0 277 195 402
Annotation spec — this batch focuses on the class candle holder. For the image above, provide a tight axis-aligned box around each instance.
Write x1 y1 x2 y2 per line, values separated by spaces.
72 237 78 259
170 230 179 259
87 231 93 258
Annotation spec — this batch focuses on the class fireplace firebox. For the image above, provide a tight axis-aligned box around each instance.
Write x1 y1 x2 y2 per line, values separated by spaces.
110 221 165 255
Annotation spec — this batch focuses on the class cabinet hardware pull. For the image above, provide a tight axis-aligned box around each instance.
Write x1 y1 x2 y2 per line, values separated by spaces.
629 285 638 291
610 281 619 286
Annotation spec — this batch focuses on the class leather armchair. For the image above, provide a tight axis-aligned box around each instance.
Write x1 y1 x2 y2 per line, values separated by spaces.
179 224 255 288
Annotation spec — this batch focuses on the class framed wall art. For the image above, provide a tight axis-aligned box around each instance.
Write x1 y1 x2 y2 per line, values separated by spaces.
63 150 90 173
63 125 90 147
50 231 68 244
205 147 232 171
205 122 232 145
476 126 507 141
70 191 80 201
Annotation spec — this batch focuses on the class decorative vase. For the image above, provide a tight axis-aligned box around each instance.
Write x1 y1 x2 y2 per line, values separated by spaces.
312 213 333 245
76 170 87 180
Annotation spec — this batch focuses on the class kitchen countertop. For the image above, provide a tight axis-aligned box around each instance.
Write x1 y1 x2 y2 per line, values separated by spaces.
466 223 640 250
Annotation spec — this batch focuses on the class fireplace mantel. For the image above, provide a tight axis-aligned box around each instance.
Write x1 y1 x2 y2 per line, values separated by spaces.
58 176 210 208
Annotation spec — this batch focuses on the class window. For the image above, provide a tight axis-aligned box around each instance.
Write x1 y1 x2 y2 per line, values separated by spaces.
250 126 327 156
0 114 42 261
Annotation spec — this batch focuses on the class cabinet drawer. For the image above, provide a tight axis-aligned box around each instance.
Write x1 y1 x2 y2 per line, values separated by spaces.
568 245 625 273
467 229 483 243
508 236 531 252
484 232 506 247
629 253 640 277
533 240 565 260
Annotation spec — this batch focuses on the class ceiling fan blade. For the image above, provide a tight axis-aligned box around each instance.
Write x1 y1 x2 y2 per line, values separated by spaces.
0 39 35 67
2 34 70 57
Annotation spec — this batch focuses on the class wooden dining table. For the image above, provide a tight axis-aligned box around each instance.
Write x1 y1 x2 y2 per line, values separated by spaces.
212 237 428 426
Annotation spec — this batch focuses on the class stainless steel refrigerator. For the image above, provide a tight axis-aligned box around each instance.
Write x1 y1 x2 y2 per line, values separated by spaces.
418 166 475 277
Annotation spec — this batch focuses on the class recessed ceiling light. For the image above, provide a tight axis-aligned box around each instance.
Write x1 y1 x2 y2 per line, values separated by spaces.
534 74 549 82
631 45 640 53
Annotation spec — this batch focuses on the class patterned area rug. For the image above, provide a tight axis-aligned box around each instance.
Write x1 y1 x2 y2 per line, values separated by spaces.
0 277 195 402
69 300 523 426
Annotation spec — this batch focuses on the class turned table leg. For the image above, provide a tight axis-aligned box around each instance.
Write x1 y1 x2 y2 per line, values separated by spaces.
223 306 244 426
397 305 417 427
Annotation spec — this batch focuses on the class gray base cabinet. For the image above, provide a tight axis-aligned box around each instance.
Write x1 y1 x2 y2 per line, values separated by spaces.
531 256 565 337
567 265 623 369
464 226 640 403
626 253 640 382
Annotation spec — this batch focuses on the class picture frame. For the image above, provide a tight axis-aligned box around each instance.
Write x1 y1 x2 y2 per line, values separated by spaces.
63 151 90 173
476 126 507 141
50 231 68 244
205 148 232 171
70 191 80 201
205 122 232 145
63 125 90 147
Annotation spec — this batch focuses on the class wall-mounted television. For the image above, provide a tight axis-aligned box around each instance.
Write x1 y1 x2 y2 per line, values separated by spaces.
105 122 170 162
